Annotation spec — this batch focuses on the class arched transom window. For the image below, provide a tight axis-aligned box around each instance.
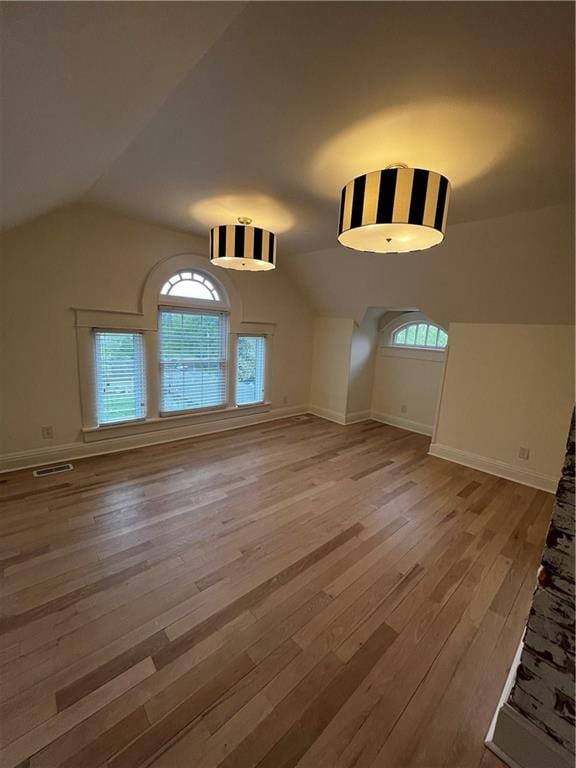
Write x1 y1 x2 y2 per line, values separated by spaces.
160 271 220 301
393 322 448 349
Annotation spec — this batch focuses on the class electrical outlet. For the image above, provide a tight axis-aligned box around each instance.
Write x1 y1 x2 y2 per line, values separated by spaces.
518 446 530 460
401 405 407 414
41 425 54 440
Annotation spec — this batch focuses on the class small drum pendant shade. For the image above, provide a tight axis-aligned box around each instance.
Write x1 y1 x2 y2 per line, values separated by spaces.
337 167 450 253
210 224 276 271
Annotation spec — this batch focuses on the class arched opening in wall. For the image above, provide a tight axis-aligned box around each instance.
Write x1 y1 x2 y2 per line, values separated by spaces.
371 309 447 436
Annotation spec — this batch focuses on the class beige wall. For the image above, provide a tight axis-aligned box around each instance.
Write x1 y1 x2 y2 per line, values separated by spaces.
432 323 575 488
347 310 379 418
309 317 354 422
288 204 575 329
371 346 444 435
0 204 315 456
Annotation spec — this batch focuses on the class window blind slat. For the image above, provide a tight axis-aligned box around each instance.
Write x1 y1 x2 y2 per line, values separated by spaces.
159 310 228 413
236 336 266 406
94 332 146 425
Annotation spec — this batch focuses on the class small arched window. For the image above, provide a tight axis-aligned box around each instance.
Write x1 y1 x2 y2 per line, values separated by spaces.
393 322 448 349
160 271 220 301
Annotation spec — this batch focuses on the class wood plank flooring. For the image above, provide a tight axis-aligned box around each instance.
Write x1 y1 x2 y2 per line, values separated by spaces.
0 416 552 767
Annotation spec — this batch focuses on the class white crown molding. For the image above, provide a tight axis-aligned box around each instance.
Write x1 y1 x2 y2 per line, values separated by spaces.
428 443 558 492
370 411 433 436
0 405 308 473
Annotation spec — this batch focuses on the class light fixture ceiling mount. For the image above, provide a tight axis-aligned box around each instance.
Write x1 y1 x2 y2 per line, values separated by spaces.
210 217 276 271
337 164 450 253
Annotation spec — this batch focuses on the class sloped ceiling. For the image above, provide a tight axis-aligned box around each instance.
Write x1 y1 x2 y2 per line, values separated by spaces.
0 1 245 228
1 1 574 323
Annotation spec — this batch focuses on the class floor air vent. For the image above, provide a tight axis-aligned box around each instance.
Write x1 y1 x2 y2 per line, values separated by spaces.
33 463 74 477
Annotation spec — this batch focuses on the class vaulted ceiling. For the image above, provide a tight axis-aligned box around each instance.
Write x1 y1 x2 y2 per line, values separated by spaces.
2 1 574 323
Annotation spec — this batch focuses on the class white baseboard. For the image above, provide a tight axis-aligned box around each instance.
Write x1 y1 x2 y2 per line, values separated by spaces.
0 405 308 473
485 640 574 768
370 411 433 436
486 702 573 768
307 406 371 426
307 405 348 425
345 410 371 425
428 443 558 492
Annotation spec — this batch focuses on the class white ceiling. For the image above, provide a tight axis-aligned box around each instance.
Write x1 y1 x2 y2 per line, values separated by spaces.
1 1 574 311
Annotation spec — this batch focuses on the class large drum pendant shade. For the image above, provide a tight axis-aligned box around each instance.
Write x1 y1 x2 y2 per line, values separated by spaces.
210 222 276 271
337 166 450 253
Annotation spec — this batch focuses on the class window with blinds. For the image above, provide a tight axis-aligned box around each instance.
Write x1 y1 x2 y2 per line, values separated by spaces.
159 310 228 413
236 336 266 406
94 332 146 425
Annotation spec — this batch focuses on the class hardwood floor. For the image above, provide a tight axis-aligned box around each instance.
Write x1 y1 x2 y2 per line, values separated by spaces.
0 415 551 768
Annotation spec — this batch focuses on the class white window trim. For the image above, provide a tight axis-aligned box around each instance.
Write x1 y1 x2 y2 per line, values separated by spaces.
158 294 229 312
74 255 275 441
234 333 270 408
81 401 273 442
379 345 445 363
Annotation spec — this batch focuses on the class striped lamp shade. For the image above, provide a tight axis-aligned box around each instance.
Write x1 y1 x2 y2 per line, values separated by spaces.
210 224 276 271
337 167 450 253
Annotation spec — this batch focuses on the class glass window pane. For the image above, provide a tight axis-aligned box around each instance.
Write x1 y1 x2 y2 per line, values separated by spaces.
95 332 146 425
437 329 448 348
406 324 417 345
236 336 266 405
426 324 438 347
394 328 407 345
416 324 427 346
168 280 214 299
160 272 220 301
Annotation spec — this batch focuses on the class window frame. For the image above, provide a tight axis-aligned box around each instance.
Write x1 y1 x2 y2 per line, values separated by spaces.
235 334 268 408
380 312 448 355
93 329 147 427
158 306 230 417
160 270 222 303
391 321 448 350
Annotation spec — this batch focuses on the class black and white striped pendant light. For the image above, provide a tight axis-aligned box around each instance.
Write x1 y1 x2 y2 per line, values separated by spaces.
337 164 450 253
210 217 276 271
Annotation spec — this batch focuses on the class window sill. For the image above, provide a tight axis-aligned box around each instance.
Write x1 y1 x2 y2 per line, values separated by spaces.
82 402 273 443
379 345 446 362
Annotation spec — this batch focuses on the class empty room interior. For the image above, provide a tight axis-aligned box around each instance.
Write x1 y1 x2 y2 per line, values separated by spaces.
0 2 575 767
